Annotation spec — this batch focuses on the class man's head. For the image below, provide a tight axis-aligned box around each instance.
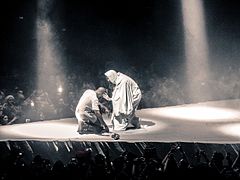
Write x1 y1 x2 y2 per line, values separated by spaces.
5 95 15 105
95 87 107 98
0 91 5 101
104 70 118 84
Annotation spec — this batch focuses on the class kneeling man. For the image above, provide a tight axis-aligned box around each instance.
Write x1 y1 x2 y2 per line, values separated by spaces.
75 87 109 134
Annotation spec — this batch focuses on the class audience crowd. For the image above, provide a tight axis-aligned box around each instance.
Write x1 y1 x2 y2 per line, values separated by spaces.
1 65 240 125
1 64 240 180
1 142 240 179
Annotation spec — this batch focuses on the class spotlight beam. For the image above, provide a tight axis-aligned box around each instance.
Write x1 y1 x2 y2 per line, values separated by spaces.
36 0 65 94
181 0 211 102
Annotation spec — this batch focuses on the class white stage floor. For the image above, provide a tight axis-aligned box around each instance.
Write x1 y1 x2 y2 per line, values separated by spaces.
1 99 240 143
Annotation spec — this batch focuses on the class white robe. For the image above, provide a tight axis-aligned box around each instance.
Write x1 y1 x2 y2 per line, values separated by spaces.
111 73 141 130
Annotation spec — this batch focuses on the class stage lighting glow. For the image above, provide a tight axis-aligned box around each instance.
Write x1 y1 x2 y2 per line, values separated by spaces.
148 105 240 122
0 117 164 141
5 120 137 140
36 0 66 94
218 124 240 138
30 101 34 107
8 122 79 139
181 0 211 102
36 18 56 90
58 86 63 93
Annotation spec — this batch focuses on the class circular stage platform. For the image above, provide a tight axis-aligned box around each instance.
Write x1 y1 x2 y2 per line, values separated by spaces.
1 99 240 143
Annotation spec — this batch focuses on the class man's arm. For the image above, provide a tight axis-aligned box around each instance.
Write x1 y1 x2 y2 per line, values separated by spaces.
7 116 18 125
102 92 111 101
98 102 110 113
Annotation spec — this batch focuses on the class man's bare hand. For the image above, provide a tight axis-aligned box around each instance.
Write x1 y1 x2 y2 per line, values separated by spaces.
102 92 111 101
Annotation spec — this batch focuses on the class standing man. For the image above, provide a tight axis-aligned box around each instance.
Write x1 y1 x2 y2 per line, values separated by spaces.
75 87 109 134
104 70 142 131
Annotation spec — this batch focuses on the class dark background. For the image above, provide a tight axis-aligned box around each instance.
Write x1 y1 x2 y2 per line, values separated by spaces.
1 0 240 102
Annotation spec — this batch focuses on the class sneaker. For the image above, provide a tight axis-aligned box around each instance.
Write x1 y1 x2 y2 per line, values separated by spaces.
132 117 141 129
77 130 86 135
77 129 92 135
77 125 96 134
135 121 141 129
101 132 111 136
100 128 109 133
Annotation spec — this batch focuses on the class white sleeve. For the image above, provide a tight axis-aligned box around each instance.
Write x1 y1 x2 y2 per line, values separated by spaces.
91 94 100 111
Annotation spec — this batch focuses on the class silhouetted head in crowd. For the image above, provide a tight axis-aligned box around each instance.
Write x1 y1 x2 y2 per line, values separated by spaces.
0 90 5 104
178 158 189 169
210 151 224 171
0 105 3 113
5 95 15 105
15 90 25 105
32 154 44 165
75 148 92 164
94 154 106 166
52 160 65 172
0 105 8 125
